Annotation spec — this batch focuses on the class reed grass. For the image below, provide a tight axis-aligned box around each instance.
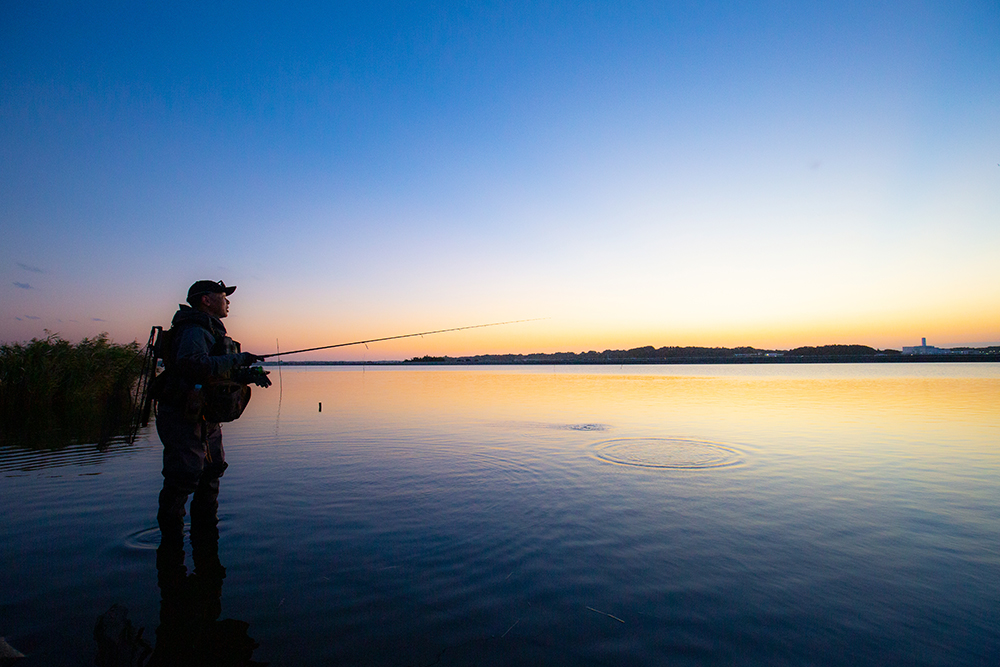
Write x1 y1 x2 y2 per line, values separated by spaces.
0 332 142 446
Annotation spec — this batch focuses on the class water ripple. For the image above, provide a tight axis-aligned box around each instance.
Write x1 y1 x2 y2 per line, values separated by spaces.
0 436 156 474
558 423 610 432
124 526 163 550
493 420 612 433
592 437 744 470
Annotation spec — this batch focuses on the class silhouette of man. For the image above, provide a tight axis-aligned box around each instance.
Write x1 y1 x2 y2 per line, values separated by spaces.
154 280 269 574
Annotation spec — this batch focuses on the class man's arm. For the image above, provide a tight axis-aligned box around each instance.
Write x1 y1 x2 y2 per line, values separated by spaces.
174 327 244 382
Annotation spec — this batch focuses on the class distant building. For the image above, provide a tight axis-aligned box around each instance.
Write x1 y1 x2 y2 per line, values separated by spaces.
901 338 950 355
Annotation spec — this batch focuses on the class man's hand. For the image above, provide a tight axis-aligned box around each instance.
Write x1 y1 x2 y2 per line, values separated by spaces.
251 369 272 388
233 365 272 388
237 352 262 366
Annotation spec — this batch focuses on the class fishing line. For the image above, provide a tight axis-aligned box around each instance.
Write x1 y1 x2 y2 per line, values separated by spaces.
276 338 284 400
258 318 546 359
274 338 283 440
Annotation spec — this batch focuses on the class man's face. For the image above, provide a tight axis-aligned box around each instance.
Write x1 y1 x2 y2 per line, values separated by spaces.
201 292 230 318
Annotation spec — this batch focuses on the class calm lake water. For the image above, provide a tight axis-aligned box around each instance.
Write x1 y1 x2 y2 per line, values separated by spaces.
2 363 998 666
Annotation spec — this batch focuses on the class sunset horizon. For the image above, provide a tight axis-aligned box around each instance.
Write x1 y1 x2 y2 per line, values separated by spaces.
4 2 997 360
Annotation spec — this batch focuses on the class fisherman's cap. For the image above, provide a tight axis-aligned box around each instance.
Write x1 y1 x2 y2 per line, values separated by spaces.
187 280 236 301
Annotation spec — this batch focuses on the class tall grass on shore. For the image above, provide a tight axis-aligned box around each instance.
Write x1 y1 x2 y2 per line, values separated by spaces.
0 332 142 447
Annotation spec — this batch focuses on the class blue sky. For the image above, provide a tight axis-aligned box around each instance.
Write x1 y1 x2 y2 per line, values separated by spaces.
3 1 998 358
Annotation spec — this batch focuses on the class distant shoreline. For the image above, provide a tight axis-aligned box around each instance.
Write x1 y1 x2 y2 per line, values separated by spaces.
260 343 1000 366
264 354 1000 366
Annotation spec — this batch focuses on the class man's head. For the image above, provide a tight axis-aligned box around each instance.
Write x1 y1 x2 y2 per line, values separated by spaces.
187 280 236 319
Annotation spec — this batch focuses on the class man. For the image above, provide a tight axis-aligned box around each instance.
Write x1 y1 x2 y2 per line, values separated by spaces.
155 280 270 576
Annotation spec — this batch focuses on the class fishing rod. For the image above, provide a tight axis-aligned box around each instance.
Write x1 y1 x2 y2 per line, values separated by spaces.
258 318 547 359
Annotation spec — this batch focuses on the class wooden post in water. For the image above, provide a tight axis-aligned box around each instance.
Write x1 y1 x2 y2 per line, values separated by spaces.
319 402 322 412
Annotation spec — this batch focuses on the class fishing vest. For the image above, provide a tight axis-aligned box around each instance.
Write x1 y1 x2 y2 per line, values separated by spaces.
152 311 251 423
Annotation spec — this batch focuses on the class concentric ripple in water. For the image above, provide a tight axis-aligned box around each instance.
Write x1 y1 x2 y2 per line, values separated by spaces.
124 526 164 550
593 437 743 469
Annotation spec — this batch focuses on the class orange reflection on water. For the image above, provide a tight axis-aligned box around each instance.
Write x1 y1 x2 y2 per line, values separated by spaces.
247 366 999 465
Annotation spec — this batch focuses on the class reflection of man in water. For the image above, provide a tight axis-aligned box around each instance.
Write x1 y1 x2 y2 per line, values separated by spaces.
95 503 260 666
151 485 261 667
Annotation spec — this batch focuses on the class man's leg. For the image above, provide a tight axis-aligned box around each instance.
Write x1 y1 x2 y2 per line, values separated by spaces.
191 422 226 578
155 405 209 576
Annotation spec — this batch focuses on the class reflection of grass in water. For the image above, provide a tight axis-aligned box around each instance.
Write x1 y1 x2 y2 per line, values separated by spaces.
0 332 141 447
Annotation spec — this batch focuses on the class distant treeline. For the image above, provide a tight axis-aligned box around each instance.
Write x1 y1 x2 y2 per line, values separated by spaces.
407 344 1000 365
0 333 141 445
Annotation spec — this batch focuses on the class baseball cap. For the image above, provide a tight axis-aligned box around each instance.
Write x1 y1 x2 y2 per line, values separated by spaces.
187 280 236 302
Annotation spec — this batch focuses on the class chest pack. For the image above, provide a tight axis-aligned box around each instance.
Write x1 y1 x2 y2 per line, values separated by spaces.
148 322 251 423
196 379 251 423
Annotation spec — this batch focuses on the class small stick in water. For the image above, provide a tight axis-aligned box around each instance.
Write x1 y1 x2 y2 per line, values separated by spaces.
501 618 521 638
586 606 625 623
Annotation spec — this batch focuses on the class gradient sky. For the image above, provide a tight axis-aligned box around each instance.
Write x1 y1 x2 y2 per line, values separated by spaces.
3 1 998 360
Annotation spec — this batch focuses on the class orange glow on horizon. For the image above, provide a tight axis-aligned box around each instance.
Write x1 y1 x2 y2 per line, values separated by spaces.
230 301 999 360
